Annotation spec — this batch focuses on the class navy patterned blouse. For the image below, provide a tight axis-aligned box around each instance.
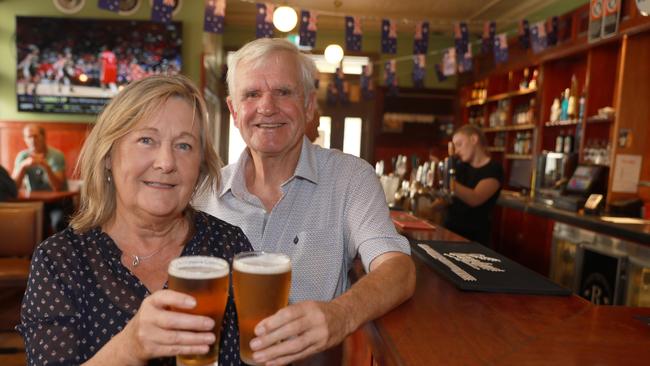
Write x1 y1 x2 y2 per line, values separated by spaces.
17 211 252 365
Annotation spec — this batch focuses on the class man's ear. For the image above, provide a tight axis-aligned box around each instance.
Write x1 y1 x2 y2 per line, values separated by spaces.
226 96 239 128
304 91 317 123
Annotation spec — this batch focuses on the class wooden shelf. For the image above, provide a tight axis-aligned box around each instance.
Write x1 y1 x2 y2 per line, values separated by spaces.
487 146 505 152
505 154 533 160
465 88 537 107
586 116 614 124
465 99 486 107
486 88 538 102
544 119 580 127
482 124 536 133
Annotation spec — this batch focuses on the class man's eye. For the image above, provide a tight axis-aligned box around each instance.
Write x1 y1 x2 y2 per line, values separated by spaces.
244 91 260 98
275 89 292 96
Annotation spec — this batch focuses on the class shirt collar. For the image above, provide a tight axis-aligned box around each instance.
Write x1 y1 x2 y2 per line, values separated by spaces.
218 137 319 198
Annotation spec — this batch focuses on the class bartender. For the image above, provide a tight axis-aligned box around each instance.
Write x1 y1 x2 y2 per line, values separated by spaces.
439 125 503 246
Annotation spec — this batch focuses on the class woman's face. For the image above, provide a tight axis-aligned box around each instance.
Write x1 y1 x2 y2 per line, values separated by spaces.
452 132 477 163
107 97 202 220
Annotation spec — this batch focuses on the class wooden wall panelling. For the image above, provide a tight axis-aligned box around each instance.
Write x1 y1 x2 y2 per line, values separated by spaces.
0 121 92 179
610 33 650 204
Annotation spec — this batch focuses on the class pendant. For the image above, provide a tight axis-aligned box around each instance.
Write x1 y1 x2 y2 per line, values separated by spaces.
132 255 140 267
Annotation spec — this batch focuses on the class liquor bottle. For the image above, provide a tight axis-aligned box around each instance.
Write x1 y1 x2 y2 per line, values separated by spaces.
520 68 530 90
560 89 570 121
550 98 561 123
555 130 564 153
529 69 539 89
568 75 579 120
563 133 573 153
578 88 587 121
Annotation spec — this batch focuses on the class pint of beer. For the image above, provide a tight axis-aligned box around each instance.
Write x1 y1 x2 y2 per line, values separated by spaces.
168 256 230 366
232 252 291 365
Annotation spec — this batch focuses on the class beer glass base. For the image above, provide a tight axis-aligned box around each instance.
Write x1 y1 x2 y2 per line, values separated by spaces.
240 356 261 366
176 356 218 366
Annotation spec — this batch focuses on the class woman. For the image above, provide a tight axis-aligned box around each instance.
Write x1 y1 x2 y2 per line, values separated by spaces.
443 125 503 246
17 75 252 365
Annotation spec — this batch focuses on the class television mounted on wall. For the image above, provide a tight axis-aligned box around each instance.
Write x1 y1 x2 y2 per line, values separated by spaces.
15 16 182 114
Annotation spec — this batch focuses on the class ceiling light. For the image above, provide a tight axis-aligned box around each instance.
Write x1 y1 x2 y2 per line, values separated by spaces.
273 6 298 32
324 44 344 65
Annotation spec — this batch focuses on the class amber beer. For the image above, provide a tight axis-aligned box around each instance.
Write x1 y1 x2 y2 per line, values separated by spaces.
232 252 291 365
168 256 230 366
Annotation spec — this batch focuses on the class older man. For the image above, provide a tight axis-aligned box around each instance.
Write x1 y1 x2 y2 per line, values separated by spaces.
194 38 415 365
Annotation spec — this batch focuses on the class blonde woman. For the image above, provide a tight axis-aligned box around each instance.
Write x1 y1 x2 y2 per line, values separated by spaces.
18 75 252 366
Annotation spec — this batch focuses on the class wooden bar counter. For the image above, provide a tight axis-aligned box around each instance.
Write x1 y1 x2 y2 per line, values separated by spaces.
351 224 650 365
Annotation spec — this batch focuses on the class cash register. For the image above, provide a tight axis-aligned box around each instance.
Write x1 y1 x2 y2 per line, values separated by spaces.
552 164 608 212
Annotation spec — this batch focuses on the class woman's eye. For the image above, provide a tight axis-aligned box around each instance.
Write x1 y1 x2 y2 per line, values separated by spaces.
177 143 192 151
138 137 153 144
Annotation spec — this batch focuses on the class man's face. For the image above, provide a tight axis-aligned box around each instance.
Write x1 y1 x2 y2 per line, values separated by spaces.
227 51 315 158
23 126 45 153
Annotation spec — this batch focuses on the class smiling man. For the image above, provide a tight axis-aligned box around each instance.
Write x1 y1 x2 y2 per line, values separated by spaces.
194 38 415 366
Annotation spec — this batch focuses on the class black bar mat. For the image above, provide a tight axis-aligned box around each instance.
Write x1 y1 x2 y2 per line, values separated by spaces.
411 240 572 296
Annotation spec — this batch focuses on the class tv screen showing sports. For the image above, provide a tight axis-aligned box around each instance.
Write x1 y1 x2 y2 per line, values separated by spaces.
16 16 182 114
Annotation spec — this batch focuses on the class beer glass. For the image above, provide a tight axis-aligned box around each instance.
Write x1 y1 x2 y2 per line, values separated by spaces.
232 251 291 365
168 256 230 366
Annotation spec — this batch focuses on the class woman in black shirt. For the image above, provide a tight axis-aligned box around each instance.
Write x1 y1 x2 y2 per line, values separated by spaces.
443 125 503 246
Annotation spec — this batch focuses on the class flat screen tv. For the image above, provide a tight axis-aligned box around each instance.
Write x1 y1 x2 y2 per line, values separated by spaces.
15 16 182 114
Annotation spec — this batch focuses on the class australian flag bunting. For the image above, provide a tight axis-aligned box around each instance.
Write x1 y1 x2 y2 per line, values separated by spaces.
360 63 374 99
384 60 398 95
482 21 496 54
458 45 473 73
151 0 175 23
494 33 509 64
518 19 530 49
454 22 469 56
204 0 226 34
256 3 275 38
299 10 317 47
412 54 426 88
381 19 397 54
530 21 548 54
98 0 119 12
345 16 362 51
546 16 558 46
413 21 430 54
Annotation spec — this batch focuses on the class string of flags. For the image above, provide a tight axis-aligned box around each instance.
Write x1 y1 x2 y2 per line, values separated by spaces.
96 0 562 93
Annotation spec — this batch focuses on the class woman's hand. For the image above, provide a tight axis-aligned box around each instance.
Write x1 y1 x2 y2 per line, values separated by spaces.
86 289 216 365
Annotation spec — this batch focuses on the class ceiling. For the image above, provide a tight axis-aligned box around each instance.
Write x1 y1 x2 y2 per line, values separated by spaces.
225 0 566 33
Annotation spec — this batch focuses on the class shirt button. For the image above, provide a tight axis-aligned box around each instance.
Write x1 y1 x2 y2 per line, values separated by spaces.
293 236 299 244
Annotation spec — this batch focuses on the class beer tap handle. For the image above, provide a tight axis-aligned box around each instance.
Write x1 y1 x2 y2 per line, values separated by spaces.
447 141 456 195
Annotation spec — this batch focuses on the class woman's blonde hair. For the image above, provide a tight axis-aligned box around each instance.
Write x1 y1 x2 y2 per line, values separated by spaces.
70 75 221 232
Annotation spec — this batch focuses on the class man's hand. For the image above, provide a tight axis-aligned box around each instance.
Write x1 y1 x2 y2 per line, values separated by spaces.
250 300 351 366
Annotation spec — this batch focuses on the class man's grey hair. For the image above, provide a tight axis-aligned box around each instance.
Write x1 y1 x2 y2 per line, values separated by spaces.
226 38 318 107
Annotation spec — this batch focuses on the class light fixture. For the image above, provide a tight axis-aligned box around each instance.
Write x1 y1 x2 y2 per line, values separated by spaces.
324 44 344 65
273 6 298 32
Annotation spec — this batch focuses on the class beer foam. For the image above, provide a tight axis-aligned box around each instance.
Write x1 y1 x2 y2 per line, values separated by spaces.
233 253 291 274
168 256 229 279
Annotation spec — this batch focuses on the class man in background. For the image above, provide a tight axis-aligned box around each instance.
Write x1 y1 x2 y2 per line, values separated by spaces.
12 124 69 232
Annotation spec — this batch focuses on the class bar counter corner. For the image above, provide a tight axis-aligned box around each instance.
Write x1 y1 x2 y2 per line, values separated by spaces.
349 223 650 365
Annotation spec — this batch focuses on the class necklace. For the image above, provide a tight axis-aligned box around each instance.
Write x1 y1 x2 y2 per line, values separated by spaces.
127 243 171 267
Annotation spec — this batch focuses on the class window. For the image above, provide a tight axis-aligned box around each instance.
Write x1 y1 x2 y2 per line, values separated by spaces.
343 117 362 157
227 115 246 164
315 116 331 148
